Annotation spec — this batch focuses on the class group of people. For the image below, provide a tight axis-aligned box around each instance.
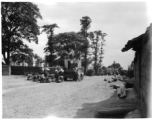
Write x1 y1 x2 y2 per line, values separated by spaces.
27 64 80 82
54 66 65 81
54 65 79 81
113 74 129 99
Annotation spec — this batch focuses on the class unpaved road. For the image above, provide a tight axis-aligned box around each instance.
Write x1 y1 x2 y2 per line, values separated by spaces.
3 75 114 118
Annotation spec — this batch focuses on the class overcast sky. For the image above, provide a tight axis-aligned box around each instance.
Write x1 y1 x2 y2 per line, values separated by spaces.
24 1 151 69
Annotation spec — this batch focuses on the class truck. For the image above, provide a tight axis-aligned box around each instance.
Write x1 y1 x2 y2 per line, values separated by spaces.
63 68 84 81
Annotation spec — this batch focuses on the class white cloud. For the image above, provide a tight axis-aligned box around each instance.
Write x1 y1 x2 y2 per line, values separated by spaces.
146 1 152 23
37 2 57 6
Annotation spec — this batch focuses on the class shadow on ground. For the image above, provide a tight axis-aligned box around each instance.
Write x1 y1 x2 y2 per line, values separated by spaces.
74 88 139 118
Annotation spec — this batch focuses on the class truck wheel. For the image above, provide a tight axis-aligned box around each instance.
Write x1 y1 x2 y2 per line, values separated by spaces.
81 74 84 80
27 74 32 80
56 78 61 83
78 76 81 81
73 76 78 81
46 78 50 83
27 76 30 80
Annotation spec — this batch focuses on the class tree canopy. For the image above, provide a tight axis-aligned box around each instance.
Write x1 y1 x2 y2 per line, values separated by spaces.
11 44 34 66
2 2 42 65
54 32 85 59
42 24 59 54
41 24 59 66
88 30 107 75
41 24 59 37
43 31 86 66
80 16 92 33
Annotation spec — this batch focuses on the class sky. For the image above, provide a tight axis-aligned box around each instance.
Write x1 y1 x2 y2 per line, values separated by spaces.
24 1 151 70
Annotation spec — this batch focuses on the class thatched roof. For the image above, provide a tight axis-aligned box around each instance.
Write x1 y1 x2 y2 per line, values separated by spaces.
121 23 152 52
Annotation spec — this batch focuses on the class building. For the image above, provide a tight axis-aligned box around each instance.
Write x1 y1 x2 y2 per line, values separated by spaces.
122 24 152 117
108 61 121 70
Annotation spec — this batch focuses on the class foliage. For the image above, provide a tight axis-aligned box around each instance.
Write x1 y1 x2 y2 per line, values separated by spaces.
10 40 35 66
41 24 59 65
98 68 108 75
54 32 85 59
2 2 42 65
88 30 107 75
80 16 92 32
42 27 86 66
86 69 95 76
44 54 57 66
11 44 34 66
41 24 59 36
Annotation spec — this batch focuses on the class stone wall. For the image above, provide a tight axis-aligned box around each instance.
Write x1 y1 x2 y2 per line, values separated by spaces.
140 30 152 117
133 30 152 117
134 55 140 92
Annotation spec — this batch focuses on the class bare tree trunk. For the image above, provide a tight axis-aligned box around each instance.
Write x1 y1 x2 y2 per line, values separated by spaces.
6 46 10 65
3 36 11 65
94 40 98 75
84 50 87 74
2 51 7 64
94 52 98 75
84 30 88 74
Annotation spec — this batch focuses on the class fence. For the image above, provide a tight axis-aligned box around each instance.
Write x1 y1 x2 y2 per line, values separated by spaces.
11 66 42 75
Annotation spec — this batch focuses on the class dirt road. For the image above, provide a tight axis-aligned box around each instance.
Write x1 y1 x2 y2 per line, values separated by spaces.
3 75 114 118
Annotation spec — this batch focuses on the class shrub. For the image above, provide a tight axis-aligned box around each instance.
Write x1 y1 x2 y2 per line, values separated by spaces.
86 69 95 76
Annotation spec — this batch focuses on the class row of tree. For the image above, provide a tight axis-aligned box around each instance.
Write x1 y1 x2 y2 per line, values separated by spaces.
2 2 107 74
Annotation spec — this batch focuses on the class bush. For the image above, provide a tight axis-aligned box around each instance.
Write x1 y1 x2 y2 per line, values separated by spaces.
86 69 95 76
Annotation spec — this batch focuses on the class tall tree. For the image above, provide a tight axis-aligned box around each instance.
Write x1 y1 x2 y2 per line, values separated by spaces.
2 2 42 65
89 30 107 75
54 32 85 60
80 16 92 74
41 24 59 66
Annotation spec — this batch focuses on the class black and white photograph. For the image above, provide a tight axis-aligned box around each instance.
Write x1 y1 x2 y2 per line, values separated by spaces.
2 0 152 118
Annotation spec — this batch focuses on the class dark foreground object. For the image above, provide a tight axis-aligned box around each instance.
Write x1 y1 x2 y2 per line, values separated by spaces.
95 107 136 118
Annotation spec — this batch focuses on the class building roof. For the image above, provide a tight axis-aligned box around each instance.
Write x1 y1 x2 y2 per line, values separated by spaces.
121 34 144 52
121 23 152 52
